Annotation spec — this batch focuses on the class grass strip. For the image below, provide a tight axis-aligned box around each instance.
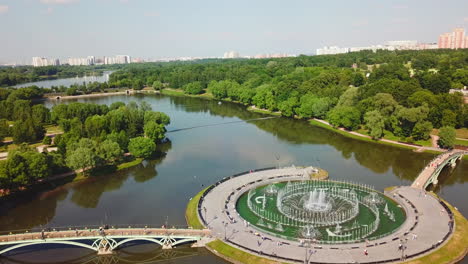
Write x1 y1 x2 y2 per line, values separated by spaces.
185 187 209 229
309 120 416 151
206 239 286 264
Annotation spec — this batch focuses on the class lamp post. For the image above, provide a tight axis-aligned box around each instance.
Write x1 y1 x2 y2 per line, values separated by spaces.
223 222 228 241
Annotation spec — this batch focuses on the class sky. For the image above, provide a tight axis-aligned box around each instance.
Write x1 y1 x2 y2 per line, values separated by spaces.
0 0 467 64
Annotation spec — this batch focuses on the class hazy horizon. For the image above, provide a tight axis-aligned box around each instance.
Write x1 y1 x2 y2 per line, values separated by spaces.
0 0 467 64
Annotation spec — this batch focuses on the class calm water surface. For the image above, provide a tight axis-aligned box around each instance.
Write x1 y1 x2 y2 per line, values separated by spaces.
0 94 466 264
14 71 112 89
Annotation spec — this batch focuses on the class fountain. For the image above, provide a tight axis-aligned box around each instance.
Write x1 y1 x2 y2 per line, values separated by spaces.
240 179 405 244
303 189 332 212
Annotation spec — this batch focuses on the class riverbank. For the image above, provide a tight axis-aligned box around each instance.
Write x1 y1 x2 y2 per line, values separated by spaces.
40 89 465 159
0 156 144 198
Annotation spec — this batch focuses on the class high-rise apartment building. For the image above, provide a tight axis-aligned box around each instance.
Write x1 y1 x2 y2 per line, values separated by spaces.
438 28 467 49
32 57 60 67
223 51 240 59
104 55 131 65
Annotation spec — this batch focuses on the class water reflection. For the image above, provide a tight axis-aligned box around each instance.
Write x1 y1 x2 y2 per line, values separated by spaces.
1 246 225 264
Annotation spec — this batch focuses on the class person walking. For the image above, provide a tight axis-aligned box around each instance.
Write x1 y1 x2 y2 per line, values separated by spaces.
364 249 368 256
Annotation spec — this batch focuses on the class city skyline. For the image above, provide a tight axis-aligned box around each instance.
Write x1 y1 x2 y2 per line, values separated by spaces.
0 0 468 64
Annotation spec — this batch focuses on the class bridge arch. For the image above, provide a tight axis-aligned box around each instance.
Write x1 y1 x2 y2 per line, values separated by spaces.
172 238 200 247
112 237 164 250
0 240 98 256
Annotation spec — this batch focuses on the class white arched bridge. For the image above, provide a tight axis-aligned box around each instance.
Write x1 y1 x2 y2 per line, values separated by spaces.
412 149 466 190
0 227 211 256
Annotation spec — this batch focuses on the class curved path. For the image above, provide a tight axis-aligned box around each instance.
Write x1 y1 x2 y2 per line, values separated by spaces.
199 167 454 263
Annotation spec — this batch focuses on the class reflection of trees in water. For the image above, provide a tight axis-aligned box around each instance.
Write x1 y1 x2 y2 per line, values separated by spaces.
0 141 172 231
167 96 467 185
0 186 69 231
70 142 171 208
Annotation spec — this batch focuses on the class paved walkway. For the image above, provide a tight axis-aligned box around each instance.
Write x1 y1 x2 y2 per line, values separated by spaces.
200 167 453 263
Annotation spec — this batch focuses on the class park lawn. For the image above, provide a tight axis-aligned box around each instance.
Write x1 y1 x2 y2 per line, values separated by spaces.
45 125 63 134
116 158 143 171
185 187 209 229
455 128 468 139
309 120 415 150
454 139 468 147
206 240 286 264
402 199 468 264
432 128 468 139
247 106 282 116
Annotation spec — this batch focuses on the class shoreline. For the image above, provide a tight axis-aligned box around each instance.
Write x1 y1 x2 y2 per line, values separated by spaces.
0 156 144 198
40 89 464 157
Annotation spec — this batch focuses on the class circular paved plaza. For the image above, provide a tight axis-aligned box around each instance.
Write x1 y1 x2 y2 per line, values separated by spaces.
198 167 454 263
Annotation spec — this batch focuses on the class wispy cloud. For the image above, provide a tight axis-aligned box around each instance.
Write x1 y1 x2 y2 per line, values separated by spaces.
40 0 79 4
0 5 8 14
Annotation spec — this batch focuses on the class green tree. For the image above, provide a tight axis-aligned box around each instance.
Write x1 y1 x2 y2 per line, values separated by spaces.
107 130 130 151
364 110 384 139
328 106 361 130
152 81 163 91
183 82 204 95
278 97 299 117
66 147 98 174
440 109 457 127
128 137 156 158
412 121 433 141
438 126 456 149
132 79 144 90
144 122 166 142
0 119 8 142
96 140 123 164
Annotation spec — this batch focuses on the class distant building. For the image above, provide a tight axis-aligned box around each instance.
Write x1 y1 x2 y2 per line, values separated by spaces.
104 55 131 65
438 28 468 49
316 46 350 55
223 51 240 59
32 57 60 67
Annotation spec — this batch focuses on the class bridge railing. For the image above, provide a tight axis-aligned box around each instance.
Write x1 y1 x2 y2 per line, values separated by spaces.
0 224 198 237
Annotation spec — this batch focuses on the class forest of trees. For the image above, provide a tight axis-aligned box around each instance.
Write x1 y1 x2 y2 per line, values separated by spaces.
1 48 467 190
107 49 467 144
0 86 170 190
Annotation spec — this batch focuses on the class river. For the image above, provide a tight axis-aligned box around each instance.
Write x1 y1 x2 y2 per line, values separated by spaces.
0 94 466 264
14 71 112 89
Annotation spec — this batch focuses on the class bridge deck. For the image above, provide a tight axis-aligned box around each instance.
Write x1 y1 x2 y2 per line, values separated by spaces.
0 228 211 244
411 149 465 189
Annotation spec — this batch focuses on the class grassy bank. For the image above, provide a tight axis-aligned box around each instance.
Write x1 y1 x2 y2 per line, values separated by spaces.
117 158 143 170
309 120 417 151
206 240 286 264
246 106 282 116
185 187 209 229
161 88 214 99
403 198 468 264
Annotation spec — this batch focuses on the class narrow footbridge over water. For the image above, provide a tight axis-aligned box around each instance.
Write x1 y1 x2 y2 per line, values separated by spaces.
411 149 466 190
0 227 211 256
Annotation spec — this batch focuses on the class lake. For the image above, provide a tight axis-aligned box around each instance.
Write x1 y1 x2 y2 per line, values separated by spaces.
14 71 112 89
0 94 466 264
